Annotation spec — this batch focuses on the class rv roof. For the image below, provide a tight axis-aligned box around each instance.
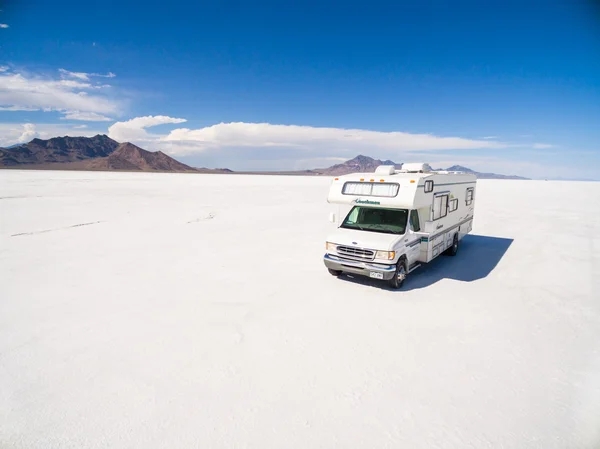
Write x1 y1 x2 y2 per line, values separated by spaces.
339 171 435 181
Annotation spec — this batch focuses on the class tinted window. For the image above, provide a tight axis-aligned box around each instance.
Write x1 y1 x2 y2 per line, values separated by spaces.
410 210 421 232
341 206 408 235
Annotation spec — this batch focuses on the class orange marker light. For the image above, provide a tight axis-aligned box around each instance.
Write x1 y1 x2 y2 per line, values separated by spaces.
380 179 385 182
360 178 364 181
410 180 415 183
334 177 339 180
369 179 374 182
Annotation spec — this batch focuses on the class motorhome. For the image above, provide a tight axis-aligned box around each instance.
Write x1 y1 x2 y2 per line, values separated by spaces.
323 163 477 288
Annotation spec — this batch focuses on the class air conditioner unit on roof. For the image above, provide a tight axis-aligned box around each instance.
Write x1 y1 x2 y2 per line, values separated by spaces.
401 163 432 173
375 165 396 175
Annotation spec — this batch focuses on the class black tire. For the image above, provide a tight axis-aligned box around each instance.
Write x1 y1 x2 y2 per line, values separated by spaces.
388 258 407 289
445 234 459 256
328 268 342 276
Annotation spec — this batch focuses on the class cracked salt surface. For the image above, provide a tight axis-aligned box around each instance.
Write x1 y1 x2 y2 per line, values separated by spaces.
1 170 599 449
11 220 104 237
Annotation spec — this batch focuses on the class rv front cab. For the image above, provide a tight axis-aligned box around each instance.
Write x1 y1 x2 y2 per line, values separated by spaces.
323 164 477 289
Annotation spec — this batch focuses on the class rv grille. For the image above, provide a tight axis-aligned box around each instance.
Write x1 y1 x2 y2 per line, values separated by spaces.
336 245 375 261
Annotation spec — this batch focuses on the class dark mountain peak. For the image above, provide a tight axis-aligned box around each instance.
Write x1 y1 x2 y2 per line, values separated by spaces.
113 142 145 154
315 155 402 176
90 134 116 143
350 154 375 163
28 134 118 148
0 134 120 165
107 142 196 172
445 165 476 173
0 135 199 172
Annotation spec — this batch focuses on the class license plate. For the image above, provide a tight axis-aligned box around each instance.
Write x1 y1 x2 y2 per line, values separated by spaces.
369 272 383 279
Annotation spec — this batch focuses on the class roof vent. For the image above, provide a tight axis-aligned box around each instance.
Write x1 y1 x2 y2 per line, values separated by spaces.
400 163 432 173
375 165 396 175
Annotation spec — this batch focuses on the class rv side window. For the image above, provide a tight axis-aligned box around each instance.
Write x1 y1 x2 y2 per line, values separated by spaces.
432 194 449 220
424 180 434 193
342 182 399 197
449 198 458 212
410 210 421 232
466 188 474 205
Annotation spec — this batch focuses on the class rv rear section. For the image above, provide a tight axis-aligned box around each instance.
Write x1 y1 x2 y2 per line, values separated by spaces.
323 163 476 289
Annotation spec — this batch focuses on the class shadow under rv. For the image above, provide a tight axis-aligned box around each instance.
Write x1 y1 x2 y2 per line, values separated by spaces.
338 234 513 291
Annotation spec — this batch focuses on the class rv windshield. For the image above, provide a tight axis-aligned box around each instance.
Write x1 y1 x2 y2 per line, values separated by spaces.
341 206 408 235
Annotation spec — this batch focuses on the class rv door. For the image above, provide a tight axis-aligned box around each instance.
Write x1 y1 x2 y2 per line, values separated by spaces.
406 210 422 266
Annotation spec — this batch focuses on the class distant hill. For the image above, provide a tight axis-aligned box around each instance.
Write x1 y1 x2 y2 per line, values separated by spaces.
0 135 119 166
108 142 196 171
48 142 197 172
442 165 529 180
313 155 402 176
310 156 529 179
0 135 225 173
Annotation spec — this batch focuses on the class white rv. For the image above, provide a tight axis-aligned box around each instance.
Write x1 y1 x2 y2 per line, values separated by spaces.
323 163 477 288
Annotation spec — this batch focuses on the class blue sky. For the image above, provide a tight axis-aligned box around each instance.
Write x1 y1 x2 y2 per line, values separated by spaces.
1 0 599 178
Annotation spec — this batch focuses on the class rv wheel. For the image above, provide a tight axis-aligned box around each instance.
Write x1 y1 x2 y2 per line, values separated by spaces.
445 234 459 256
388 259 407 289
328 268 342 276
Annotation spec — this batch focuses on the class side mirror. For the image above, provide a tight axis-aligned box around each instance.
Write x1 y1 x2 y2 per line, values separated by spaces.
328 212 336 223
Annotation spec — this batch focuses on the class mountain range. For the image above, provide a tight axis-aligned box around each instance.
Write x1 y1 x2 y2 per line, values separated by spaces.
1 135 119 165
312 155 403 176
0 135 226 173
308 155 529 179
440 165 528 180
0 136 529 179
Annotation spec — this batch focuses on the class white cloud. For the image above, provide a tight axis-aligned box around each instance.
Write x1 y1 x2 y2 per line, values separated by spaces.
158 122 508 155
0 67 120 117
0 105 38 111
532 143 555 149
73 124 88 129
482 136 498 139
0 122 106 147
17 123 39 143
59 69 90 81
0 24 8 29
0 66 9 72
59 68 116 81
108 115 187 142
61 111 113 121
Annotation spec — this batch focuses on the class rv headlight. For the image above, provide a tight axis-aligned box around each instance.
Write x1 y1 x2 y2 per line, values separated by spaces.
375 250 396 260
325 242 338 252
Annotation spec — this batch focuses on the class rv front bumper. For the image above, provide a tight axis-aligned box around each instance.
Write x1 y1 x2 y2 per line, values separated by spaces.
323 253 396 280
